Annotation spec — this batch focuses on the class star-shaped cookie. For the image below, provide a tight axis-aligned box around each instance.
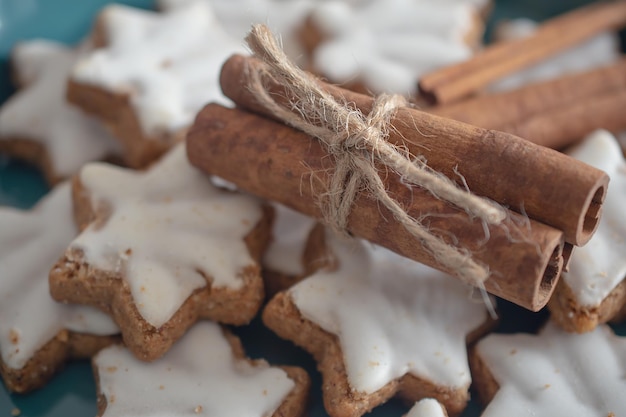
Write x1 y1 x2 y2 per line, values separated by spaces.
158 0 314 58
0 40 119 184
471 321 626 416
263 230 493 417
306 0 477 94
0 183 119 393
549 130 626 332
50 144 270 361
68 0 246 168
94 321 310 417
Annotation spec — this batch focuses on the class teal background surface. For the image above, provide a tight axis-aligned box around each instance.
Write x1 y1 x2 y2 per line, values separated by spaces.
0 1 623 416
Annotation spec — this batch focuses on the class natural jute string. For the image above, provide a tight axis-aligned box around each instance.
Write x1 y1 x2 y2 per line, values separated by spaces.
245 24 506 286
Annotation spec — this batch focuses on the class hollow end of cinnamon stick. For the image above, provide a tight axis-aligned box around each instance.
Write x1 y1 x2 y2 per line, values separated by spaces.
478 221 565 312
534 242 564 311
577 182 607 245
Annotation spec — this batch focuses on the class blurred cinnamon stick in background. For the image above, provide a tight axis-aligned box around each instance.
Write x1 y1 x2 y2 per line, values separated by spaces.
498 89 626 149
419 0 626 104
428 59 626 148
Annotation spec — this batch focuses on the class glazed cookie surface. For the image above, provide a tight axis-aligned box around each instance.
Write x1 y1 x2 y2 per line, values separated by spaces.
264 232 492 417
50 144 269 361
0 40 119 184
0 183 118 393
94 321 309 417
548 130 626 332
472 321 626 417
405 399 448 417
69 1 246 167
305 0 481 95
158 0 315 58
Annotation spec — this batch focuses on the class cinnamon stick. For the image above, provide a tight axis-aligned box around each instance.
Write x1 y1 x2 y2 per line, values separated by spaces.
418 0 626 104
219 54 608 246
500 89 626 149
187 103 566 311
428 59 626 137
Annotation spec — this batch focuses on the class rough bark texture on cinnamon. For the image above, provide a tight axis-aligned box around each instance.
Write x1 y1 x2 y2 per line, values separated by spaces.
418 0 626 104
219 54 608 247
187 103 566 311
428 59 626 148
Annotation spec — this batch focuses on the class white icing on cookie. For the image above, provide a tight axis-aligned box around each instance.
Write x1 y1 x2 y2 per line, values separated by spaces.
0 183 118 370
66 144 263 328
309 0 476 94
618 131 626 152
405 398 447 417
490 18 620 92
263 203 316 276
476 321 626 416
0 40 119 179
71 1 246 137
290 235 488 394
562 130 626 307
95 321 294 417
158 0 315 58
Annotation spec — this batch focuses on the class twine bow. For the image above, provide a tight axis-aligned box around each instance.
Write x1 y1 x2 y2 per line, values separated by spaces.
245 24 506 286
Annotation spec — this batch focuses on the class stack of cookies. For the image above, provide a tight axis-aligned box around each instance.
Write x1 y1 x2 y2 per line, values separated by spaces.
1 1 625 417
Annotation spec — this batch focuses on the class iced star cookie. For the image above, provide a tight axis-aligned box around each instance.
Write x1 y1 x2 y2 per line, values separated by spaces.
470 321 626 416
263 231 494 417
262 203 320 296
0 183 119 393
158 0 315 60
301 0 484 95
548 130 626 332
490 18 620 92
93 321 309 417
68 1 246 168
49 144 271 361
0 40 119 185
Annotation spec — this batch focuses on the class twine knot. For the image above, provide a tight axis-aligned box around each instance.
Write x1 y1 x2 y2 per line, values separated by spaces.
244 24 506 286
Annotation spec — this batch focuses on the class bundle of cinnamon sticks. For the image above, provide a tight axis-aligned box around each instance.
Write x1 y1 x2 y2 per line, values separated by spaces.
186 23 611 312
421 0 626 149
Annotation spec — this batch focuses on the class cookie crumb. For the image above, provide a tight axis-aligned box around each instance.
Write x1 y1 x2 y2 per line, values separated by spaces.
106 366 118 373
194 405 203 414
510 349 517 355
9 329 19 345
11 408 21 416
58 330 69 342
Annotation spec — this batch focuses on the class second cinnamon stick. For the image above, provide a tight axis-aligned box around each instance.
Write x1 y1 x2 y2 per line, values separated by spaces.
418 0 626 103
428 58 626 137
